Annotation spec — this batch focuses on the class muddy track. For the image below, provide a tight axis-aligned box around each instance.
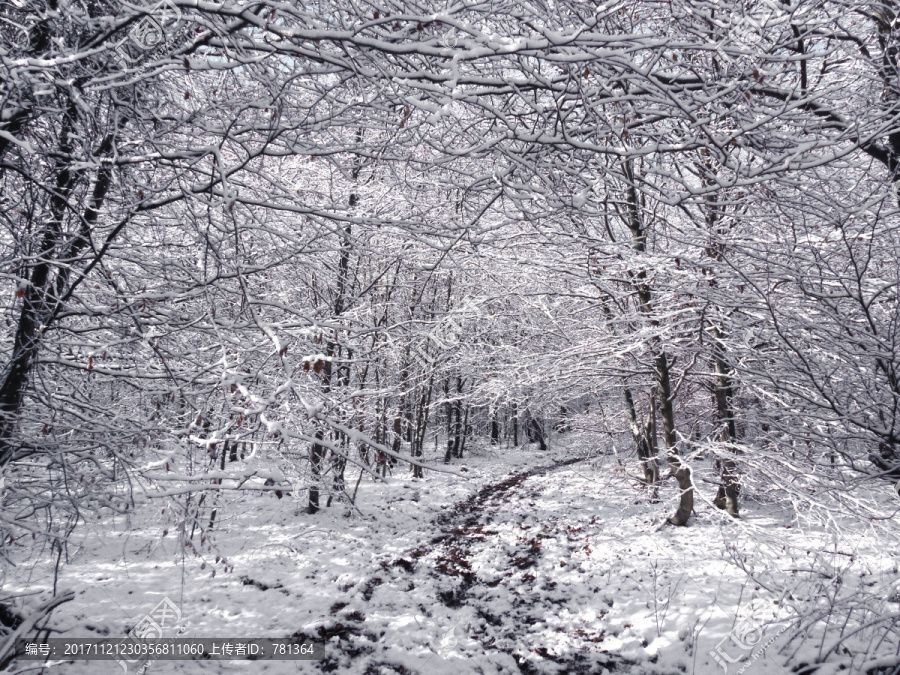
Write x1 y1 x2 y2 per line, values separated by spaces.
397 455 590 606
300 456 639 674
390 455 633 674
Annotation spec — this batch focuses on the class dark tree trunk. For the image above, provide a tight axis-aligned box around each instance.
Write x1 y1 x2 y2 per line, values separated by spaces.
711 328 740 517
326 435 347 508
411 374 433 478
456 406 470 458
308 429 325 514
556 406 569 433
623 383 659 498
0 116 115 465
512 401 519 447
655 352 693 526
620 157 690 525
385 416 402 475
526 413 547 451
444 381 454 463
452 378 465 458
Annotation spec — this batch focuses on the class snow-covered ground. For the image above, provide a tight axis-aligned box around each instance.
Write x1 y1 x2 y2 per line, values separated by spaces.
7 438 900 674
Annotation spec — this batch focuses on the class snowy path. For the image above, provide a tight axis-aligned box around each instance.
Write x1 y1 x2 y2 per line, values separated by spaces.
16 446 876 674
292 454 674 674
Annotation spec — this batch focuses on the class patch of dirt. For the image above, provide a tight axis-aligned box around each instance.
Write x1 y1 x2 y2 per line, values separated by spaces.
239 576 289 595
317 456 646 673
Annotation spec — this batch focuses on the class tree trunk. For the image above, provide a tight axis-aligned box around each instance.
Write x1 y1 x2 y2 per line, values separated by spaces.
412 373 433 478
656 352 693 526
452 378 465 458
512 401 519 447
526 413 547 451
623 383 659 498
711 327 740 517
0 117 115 465
621 157 691 525
444 380 454 463
456 405 470 458
308 429 324 514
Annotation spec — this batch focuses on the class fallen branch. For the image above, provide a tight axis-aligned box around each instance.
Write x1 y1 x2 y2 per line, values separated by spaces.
0 590 75 670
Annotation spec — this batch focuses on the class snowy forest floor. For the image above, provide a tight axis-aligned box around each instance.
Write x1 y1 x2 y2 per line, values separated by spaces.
8 438 900 674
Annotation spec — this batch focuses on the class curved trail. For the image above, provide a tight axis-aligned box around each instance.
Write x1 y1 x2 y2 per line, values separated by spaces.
297 455 656 674
411 456 591 608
